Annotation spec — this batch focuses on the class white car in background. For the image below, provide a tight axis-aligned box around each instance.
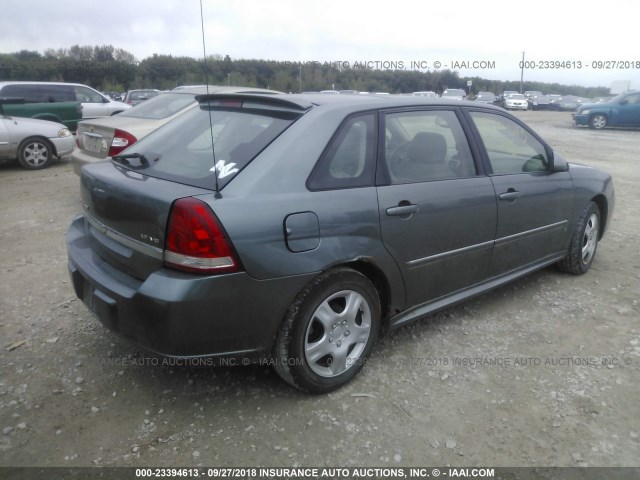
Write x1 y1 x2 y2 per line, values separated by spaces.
71 85 282 175
441 89 466 100
0 114 74 169
412 91 437 97
503 93 529 111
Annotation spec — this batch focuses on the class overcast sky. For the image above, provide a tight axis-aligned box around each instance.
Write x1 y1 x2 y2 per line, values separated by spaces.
1 0 638 91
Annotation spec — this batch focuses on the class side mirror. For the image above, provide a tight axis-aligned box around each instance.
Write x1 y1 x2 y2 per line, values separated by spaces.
549 148 569 172
619 99 628 105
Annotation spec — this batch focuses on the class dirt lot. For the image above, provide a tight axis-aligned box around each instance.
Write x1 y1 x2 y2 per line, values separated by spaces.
1 111 639 469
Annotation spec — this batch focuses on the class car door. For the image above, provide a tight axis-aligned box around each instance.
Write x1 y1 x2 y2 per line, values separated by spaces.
466 110 574 276
376 108 497 309
613 92 640 126
74 86 109 118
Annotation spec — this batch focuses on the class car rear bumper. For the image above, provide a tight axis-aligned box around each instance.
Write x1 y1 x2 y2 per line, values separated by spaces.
71 148 107 176
66 215 312 359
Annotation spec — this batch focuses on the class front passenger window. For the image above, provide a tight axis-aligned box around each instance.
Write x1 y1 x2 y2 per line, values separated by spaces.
469 111 549 174
75 86 104 103
383 110 476 184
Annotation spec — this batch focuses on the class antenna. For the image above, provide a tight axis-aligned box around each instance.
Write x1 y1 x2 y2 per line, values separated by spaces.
199 0 222 198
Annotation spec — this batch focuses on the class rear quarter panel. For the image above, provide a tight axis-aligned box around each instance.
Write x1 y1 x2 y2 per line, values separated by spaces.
213 106 407 308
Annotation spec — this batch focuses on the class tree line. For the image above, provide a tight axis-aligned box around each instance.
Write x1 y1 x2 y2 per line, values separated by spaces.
0 45 610 98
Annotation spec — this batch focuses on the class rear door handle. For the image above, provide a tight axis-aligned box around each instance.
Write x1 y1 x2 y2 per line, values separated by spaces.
386 204 419 216
499 190 521 201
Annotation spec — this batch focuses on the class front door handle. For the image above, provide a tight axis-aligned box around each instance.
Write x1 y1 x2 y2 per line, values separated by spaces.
499 189 521 201
386 204 419 216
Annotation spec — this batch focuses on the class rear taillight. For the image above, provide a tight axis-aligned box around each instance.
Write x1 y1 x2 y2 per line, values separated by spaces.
164 197 240 274
108 129 137 157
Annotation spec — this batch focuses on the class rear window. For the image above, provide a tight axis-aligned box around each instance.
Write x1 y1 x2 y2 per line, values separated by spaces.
119 93 196 119
115 104 299 189
129 91 160 101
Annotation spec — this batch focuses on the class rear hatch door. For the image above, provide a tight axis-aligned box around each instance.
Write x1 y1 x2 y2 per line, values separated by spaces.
80 162 211 280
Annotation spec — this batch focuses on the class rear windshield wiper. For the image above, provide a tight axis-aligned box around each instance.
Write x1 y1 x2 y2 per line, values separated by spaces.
111 153 150 168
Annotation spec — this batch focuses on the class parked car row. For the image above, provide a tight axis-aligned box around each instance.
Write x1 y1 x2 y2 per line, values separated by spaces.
481 91 617 113
2 80 638 172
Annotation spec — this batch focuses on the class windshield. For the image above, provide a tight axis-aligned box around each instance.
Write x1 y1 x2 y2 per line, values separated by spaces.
119 93 196 119
607 93 626 103
508 94 526 99
443 90 464 96
115 104 300 189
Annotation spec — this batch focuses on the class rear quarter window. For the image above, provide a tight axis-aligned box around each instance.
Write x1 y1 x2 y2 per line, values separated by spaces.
307 113 376 190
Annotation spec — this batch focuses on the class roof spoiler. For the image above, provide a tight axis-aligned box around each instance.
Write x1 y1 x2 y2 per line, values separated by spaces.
195 93 313 112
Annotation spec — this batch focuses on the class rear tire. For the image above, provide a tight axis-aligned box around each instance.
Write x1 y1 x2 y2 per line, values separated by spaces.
18 137 53 170
557 202 600 275
273 268 381 393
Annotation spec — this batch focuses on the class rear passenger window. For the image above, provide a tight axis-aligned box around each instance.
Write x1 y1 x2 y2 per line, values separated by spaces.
40 85 75 102
383 110 476 184
307 114 375 190
1 85 37 102
0 84 76 103
469 111 549 174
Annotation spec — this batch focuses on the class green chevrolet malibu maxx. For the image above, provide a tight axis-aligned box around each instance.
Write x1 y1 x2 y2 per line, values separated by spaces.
67 93 614 393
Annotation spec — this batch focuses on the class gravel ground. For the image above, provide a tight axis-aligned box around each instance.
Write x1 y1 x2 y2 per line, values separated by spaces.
1 111 639 469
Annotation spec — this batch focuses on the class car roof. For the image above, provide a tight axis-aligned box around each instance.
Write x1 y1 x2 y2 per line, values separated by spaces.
196 92 506 114
0 81 95 88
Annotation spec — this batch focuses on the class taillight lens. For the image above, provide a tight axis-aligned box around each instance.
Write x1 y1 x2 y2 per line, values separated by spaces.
108 129 137 157
164 197 240 274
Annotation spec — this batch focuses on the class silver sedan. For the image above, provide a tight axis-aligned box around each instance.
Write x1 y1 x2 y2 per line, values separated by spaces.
0 114 74 169
71 85 282 175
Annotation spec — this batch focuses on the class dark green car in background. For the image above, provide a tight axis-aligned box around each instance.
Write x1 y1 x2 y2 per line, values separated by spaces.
67 93 614 393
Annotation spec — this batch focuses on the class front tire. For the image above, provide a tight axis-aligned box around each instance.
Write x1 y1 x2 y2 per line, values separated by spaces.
590 114 607 130
18 137 53 170
273 268 381 393
558 202 600 275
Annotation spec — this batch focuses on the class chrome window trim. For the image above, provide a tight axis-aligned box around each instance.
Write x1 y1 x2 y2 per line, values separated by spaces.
85 215 163 260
